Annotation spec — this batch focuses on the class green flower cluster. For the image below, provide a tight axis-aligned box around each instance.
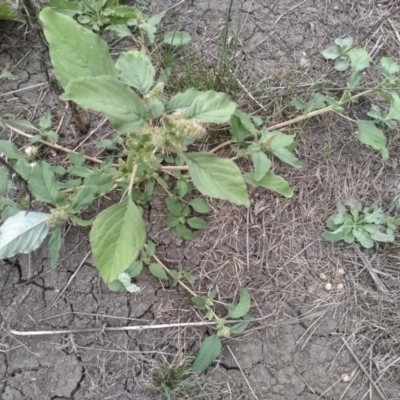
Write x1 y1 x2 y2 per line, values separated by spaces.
126 110 205 168
144 82 164 103
46 206 69 227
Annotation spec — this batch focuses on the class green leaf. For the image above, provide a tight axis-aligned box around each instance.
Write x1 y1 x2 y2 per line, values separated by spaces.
0 166 12 193
189 198 212 213
347 48 370 72
49 226 62 267
322 227 347 242
163 31 192 46
39 8 117 89
191 295 208 310
270 132 295 149
335 37 353 47
149 99 165 119
89 198 146 283
39 113 52 130
149 263 168 280
126 260 143 277
183 271 196 282
146 241 156 256
272 147 302 169
228 288 251 318
166 88 201 111
68 152 85 166
177 180 191 198
164 217 179 227
117 272 140 292
28 161 61 204
105 24 131 37
387 91 400 120
61 76 148 134
229 111 251 142
322 46 341 60
84 174 113 195
108 279 125 293
357 231 374 248
3 119 37 133
184 153 250 207
46 0 83 16
0 211 50 259
166 197 182 217
0 140 23 159
192 335 222 373
175 224 195 240
70 185 98 213
251 151 271 181
116 50 155 94
377 57 399 81
347 71 362 89
334 57 350 72
2 206 20 222
370 230 394 243
244 172 293 198
356 120 388 160
230 320 251 335
186 91 236 123
187 217 210 230
95 139 117 150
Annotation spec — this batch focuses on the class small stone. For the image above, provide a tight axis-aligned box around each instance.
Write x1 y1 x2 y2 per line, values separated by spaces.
337 268 345 276
337 283 344 290
341 373 350 382
320 273 327 281
325 283 332 291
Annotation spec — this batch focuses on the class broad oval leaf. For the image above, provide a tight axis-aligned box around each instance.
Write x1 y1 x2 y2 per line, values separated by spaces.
187 217 210 230
347 48 370 72
251 151 271 181
0 211 50 259
61 76 148 134
189 198 212 213
28 161 62 204
116 50 155 94
228 288 251 318
175 224 195 240
70 185 98 213
356 120 388 160
149 263 168 280
186 91 236 124
244 172 293 198
184 153 250 207
39 8 117 89
192 335 222 373
272 147 302 169
166 88 201 112
89 198 146 283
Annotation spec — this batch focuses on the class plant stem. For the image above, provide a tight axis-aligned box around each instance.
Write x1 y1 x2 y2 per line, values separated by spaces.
5 122 120 168
126 148 135 172
209 88 379 154
161 165 189 171
128 164 138 196
152 254 197 298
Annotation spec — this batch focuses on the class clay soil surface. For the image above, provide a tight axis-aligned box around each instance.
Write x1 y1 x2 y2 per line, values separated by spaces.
1 0 400 399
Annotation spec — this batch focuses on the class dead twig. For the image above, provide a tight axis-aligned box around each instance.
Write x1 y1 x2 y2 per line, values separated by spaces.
353 246 389 294
341 337 388 400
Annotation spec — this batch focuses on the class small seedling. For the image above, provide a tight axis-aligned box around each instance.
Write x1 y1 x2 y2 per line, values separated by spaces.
323 199 400 248
165 197 211 240
322 37 355 72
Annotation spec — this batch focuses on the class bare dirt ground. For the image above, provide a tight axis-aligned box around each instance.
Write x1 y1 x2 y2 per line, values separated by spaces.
1 0 400 399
